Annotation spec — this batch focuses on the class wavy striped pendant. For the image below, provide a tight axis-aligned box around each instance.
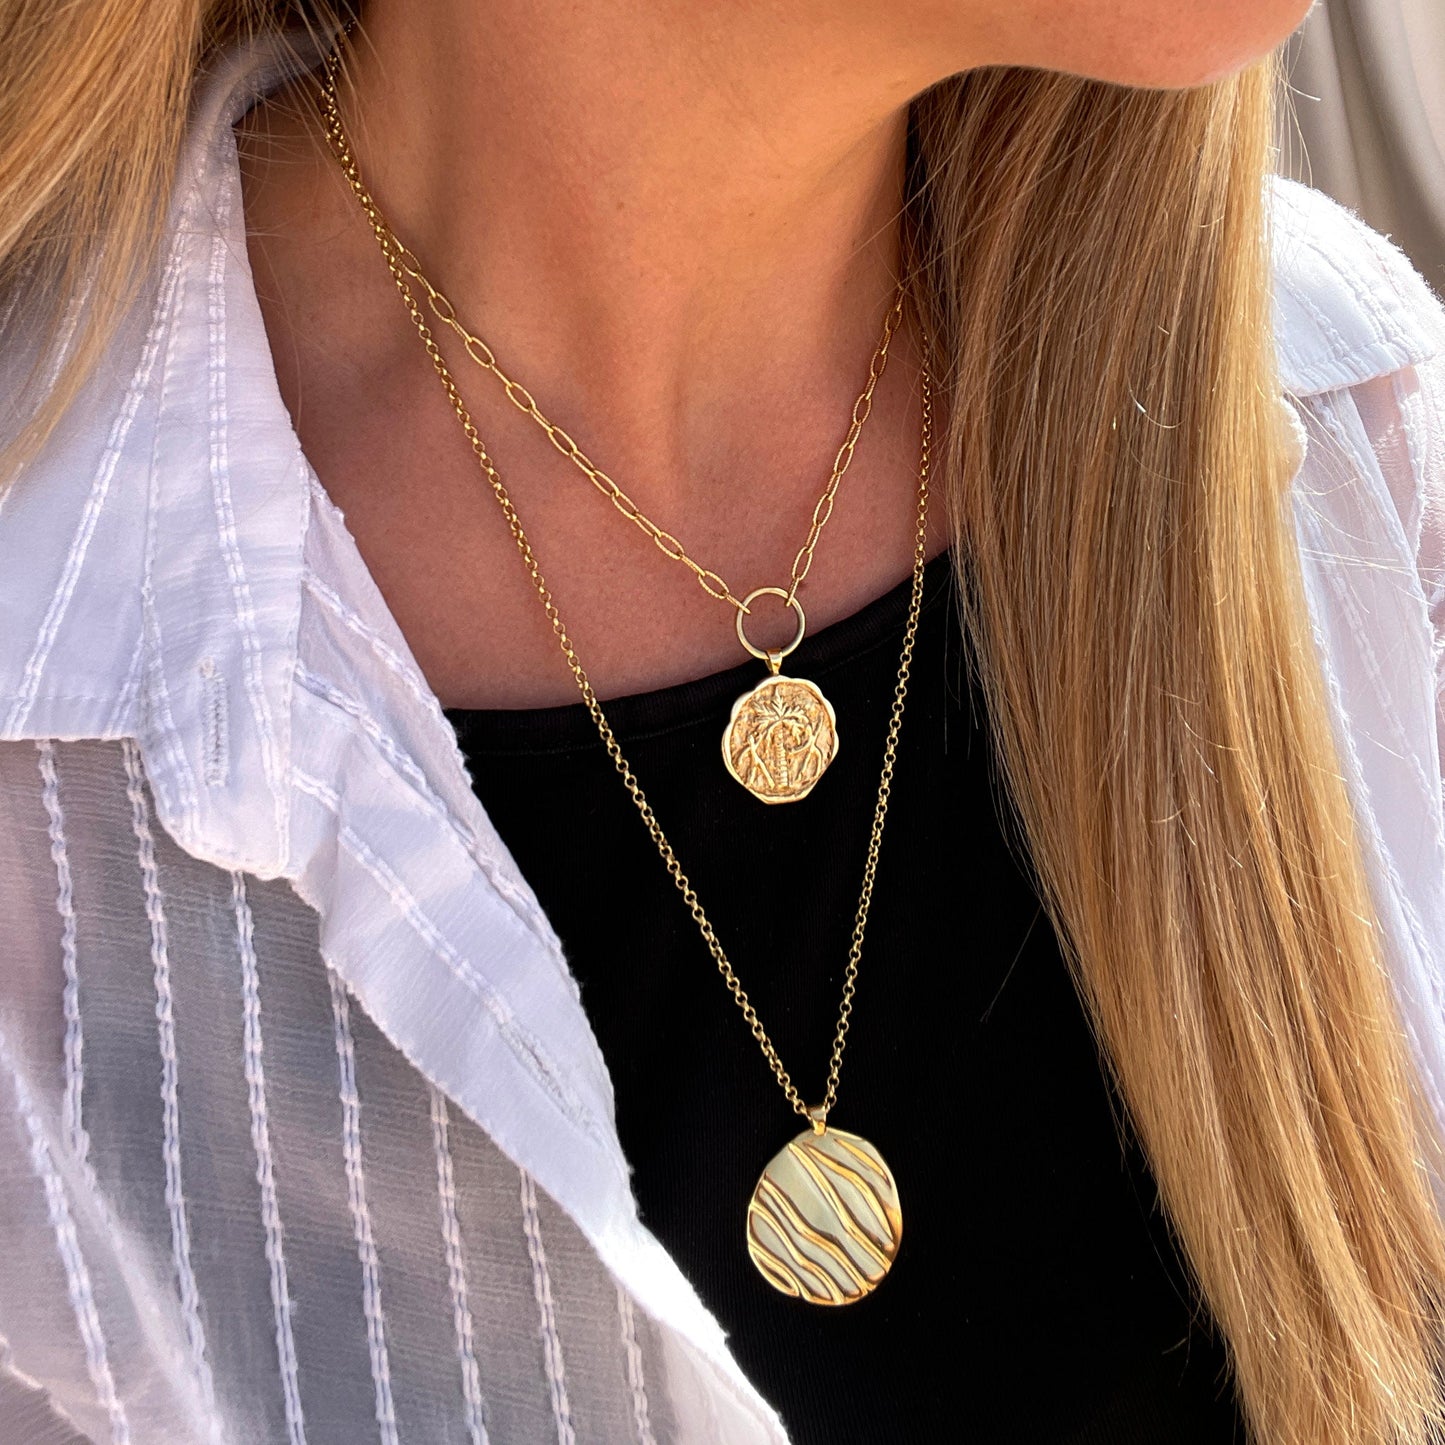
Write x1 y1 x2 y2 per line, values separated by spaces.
745 1126 902 1305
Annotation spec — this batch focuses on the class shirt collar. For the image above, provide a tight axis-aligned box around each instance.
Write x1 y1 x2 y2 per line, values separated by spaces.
1271 173 1442 397
0 33 324 874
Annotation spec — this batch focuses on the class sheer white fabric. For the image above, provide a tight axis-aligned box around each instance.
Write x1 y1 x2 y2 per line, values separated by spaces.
0 738 710 1445
1 30 1444 1445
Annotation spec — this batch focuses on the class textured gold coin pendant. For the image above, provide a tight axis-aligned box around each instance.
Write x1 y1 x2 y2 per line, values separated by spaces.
722 587 838 804
746 1125 902 1304
723 674 838 804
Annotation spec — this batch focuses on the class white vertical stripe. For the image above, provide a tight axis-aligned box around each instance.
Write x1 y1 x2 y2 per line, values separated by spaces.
103 634 147 738
232 873 307 1445
122 739 218 1432
205 180 283 814
429 1090 489 1445
36 740 87 1164
519 1170 576 1445
2 1036 130 1444
3 200 194 736
327 971 399 1445
615 1288 657 1445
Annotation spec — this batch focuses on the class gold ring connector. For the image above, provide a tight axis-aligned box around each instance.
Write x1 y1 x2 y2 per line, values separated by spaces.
736 586 807 665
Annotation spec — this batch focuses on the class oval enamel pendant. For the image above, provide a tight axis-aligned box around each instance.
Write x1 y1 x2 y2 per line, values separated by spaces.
722 674 839 804
746 1127 902 1305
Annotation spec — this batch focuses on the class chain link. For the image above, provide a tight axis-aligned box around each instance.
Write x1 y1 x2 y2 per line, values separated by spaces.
315 57 902 620
316 51 933 1127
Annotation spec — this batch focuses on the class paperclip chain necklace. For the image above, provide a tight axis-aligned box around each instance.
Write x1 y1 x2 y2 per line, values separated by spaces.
317 50 929 1303
312 64 901 807
397 279 904 625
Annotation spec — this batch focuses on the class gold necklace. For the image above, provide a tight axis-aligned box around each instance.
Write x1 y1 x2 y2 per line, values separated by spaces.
313 64 902 807
317 53 930 1303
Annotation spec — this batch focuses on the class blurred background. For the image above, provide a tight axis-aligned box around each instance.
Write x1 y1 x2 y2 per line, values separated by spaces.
1282 0 1445 293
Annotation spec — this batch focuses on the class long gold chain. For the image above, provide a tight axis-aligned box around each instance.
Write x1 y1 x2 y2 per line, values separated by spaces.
313 60 902 620
316 54 933 1127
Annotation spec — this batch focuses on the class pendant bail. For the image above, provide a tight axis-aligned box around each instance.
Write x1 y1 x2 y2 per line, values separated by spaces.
766 649 783 676
806 1104 828 1136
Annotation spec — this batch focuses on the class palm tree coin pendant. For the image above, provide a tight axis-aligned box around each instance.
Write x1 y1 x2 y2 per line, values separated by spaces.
723 587 838 803
746 1122 902 1304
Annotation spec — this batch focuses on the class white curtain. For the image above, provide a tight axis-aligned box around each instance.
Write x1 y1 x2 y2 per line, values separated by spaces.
1283 0 1445 294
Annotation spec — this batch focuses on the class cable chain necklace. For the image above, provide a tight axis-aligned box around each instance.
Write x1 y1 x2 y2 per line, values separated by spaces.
317 47 932 1304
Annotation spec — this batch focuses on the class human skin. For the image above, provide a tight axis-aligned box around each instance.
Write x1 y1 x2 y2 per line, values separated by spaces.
237 0 1314 709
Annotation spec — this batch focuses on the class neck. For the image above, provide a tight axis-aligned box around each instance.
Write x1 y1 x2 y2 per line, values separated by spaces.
327 0 951 484
236 0 975 705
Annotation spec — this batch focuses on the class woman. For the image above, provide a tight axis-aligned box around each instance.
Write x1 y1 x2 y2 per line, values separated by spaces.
1 1 1443 1441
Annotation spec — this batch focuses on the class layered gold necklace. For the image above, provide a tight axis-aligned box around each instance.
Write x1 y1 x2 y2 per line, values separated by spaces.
317 50 931 1304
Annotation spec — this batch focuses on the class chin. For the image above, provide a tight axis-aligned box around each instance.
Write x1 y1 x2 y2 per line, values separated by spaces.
937 0 1318 91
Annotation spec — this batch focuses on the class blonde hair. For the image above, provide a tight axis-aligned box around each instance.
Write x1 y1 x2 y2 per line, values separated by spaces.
5 5 1445 1440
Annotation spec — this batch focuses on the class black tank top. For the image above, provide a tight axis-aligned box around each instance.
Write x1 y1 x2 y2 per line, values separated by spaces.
447 551 1246 1444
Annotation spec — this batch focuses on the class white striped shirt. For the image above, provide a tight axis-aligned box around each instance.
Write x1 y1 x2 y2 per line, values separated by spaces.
1 32 1444 1445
